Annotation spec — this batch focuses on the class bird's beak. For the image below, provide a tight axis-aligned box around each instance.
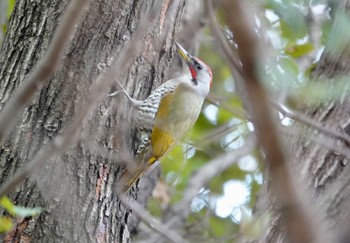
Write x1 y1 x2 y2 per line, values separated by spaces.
176 42 192 63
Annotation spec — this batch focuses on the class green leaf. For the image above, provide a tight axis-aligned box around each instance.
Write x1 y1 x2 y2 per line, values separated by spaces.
221 164 246 181
266 0 308 41
280 57 299 75
0 216 13 233
285 43 314 58
162 145 184 173
209 164 247 194
264 57 300 92
7 0 16 18
280 19 307 41
0 196 15 215
0 196 41 217
249 179 261 208
191 113 216 141
216 107 234 125
209 216 229 237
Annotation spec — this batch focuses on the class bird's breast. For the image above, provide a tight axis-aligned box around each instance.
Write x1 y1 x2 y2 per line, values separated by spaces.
163 88 204 135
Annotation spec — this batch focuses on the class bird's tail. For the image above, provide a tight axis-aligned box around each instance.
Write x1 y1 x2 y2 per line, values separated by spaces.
117 168 145 193
116 156 158 193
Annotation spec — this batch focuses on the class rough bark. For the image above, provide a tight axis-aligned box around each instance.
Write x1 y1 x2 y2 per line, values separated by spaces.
258 0 350 242
0 0 184 242
0 1 8 44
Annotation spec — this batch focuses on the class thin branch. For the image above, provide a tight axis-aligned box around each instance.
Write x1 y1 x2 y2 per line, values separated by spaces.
205 1 243 78
205 0 252 114
118 194 187 243
0 0 90 142
281 126 350 159
273 101 350 146
175 135 255 214
195 121 241 145
221 1 317 242
160 135 256 236
206 95 246 119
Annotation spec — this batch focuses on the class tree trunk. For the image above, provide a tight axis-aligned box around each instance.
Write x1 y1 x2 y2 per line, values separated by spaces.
0 0 184 242
259 0 350 242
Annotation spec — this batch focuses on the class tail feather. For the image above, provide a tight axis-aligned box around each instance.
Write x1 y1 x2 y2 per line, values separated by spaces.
117 168 144 193
117 156 158 193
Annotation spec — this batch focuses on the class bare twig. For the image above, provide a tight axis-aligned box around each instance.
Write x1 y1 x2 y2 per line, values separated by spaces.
205 0 251 112
281 126 350 159
273 101 350 146
194 121 242 145
221 1 317 242
205 1 243 78
206 95 246 119
118 194 187 243
173 135 256 218
0 0 90 142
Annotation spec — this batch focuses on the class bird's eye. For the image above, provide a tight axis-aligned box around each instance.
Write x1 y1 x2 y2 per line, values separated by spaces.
193 59 203 70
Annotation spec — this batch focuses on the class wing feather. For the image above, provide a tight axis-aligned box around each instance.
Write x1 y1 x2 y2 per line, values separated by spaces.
120 81 203 192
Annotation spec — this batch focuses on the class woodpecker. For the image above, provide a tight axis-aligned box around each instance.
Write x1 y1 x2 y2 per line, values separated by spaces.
113 43 212 192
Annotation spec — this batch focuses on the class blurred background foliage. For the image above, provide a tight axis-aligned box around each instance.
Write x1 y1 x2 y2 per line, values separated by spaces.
0 0 341 241
146 0 336 241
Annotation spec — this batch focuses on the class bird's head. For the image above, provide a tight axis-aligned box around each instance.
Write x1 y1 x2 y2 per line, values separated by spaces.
176 43 212 97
